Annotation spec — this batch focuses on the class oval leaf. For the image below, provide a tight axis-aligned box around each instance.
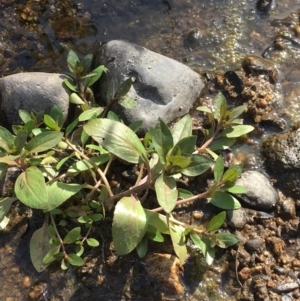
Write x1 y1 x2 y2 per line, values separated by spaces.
66 253 84 266
84 119 147 164
112 195 147 255
15 167 48 209
210 191 241 210
206 211 226 232
171 115 192 145
222 125 254 138
181 154 214 177
25 131 63 153
155 173 178 213
63 227 81 244
30 223 53 272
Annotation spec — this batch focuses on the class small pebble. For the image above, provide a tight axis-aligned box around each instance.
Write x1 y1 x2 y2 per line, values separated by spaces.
276 282 299 293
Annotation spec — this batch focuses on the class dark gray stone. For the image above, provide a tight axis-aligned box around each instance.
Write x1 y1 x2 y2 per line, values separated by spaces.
0 72 70 128
235 170 279 210
244 238 265 254
93 40 204 133
281 197 296 220
262 125 300 198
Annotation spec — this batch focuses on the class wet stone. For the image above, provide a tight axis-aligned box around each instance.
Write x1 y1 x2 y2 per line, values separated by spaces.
281 197 296 220
235 170 279 210
276 282 299 293
227 208 247 229
0 72 70 128
93 40 204 134
245 238 265 254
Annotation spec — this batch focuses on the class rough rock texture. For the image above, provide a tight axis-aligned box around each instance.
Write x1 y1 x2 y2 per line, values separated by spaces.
262 125 300 198
235 170 279 210
0 72 70 128
93 40 204 133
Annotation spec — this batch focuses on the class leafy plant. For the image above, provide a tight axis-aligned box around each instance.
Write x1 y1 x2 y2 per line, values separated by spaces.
0 51 254 272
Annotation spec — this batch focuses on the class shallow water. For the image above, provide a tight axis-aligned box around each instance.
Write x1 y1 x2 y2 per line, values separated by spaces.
1 0 300 300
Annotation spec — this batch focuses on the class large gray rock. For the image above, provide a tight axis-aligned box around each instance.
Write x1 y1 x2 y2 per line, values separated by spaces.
235 170 279 210
262 125 300 198
93 40 204 133
0 72 70 128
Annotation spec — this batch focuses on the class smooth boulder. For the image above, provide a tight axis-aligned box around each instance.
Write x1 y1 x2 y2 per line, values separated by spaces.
93 40 204 133
235 170 279 210
0 72 70 128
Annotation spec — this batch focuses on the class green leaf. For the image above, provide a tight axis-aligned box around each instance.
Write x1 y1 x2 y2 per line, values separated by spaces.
0 126 15 153
155 173 178 213
92 213 103 222
15 167 48 209
226 185 246 194
221 125 254 138
214 156 224 182
69 93 85 105
171 136 197 156
67 50 80 73
136 235 148 258
45 182 83 211
61 258 69 270
76 245 84 257
129 120 143 133
81 53 93 74
147 225 164 242
178 188 193 199
222 168 239 183
190 233 215 265
216 232 239 248
0 197 17 221
78 107 104 121
206 211 226 232
25 131 63 153
145 210 169 234
42 245 61 265
112 195 148 255
23 119 35 136
210 191 241 210
50 104 64 128
169 221 187 265
171 115 192 145
19 109 32 124
167 156 191 170
107 111 120 121
116 78 132 98
228 105 247 122
208 136 236 151
14 131 27 154
84 65 107 87
30 223 53 272
67 154 109 173
87 238 100 247
181 154 214 177
63 78 78 92
84 118 148 164
118 96 136 109
151 119 174 163
66 253 84 266
213 92 227 121
63 227 81 244
44 115 60 131
196 106 212 114
65 118 79 137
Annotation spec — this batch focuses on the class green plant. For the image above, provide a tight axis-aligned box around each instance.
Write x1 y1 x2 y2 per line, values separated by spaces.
0 50 254 272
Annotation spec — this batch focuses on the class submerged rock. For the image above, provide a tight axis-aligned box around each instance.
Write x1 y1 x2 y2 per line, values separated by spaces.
0 72 70 128
93 40 204 133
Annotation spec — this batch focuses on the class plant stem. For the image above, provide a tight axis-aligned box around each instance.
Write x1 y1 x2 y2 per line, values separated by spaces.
63 138 113 198
151 190 210 213
168 216 205 235
50 213 67 255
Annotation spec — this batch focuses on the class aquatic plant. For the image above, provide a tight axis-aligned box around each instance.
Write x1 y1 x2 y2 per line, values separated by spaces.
0 50 253 271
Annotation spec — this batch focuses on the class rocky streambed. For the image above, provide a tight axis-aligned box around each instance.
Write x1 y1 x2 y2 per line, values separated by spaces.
1 1 300 301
